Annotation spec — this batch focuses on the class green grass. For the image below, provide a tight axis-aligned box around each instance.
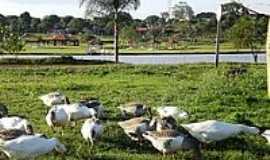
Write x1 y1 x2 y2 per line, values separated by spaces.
20 42 265 55
122 41 263 53
0 57 113 65
1 64 270 159
23 43 89 55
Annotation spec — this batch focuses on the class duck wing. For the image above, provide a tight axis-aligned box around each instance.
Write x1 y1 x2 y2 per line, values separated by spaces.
147 130 181 138
118 117 148 128
182 120 259 143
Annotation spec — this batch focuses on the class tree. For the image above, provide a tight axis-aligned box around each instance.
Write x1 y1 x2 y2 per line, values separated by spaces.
97 12 133 35
115 12 133 28
172 1 194 21
255 15 268 44
120 26 140 47
221 2 249 30
161 12 170 24
144 15 161 27
31 18 41 33
67 18 85 34
79 0 140 63
41 15 61 31
92 16 112 35
195 12 216 20
61 16 74 28
144 15 162 47
133 19 145 27
175 19 195 40
19 12 32 33
6 16 19 32
193 12 217 38
0 14 6 26
229 16 261 63
0 25 25 54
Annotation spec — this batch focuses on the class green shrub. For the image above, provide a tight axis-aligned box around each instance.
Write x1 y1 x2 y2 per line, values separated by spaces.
0 25 25 54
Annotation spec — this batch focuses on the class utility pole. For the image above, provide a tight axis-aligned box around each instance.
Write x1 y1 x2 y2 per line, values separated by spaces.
215 5 223 68
215 19 221 67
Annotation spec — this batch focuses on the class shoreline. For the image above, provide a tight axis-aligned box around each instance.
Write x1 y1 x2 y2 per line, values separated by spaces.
2 51 265 56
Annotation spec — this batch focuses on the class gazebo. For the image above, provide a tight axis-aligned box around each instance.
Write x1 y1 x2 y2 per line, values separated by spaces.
46 34 80 46
217 0 270 97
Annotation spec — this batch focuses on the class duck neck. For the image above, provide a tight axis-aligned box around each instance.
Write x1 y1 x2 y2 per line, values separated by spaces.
260 127 269 134
50 111 57 124
51 138 66 154
65 97 70 104
236 124 259 135
146 107 153 119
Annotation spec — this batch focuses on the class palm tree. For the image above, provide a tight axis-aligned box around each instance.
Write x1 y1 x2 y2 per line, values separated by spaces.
79 0 140 63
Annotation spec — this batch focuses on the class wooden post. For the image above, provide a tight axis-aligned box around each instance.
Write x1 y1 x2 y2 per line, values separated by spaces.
114 12 119 64
215 20 221 68
215 5 222 68
267 18 270 97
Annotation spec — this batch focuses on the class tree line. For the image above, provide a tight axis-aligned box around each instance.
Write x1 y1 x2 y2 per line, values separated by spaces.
0 1 268 56
0 2 267 39
0 11 136 36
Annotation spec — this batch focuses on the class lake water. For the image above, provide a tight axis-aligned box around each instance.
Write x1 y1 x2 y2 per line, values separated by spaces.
0 53 266 65
74 54 266 64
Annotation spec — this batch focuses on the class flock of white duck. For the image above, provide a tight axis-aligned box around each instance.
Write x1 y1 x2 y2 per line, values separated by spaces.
0 91 268 159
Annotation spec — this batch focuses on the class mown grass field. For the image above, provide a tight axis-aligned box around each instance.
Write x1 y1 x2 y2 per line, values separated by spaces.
21 42 264 55
0 64 270 160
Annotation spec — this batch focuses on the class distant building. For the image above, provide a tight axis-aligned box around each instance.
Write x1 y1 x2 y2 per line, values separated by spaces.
136 27 148 34
46 34 80 46
25 33 80 46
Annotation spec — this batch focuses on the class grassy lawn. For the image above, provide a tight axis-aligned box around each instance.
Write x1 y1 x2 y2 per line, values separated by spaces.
21 42 264 55
1 64 270 159
23 43 89 55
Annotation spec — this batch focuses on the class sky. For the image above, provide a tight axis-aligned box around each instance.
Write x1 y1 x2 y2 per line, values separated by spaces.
0 0 269 19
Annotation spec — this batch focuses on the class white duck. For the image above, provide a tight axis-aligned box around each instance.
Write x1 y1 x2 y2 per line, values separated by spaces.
39 92 70 107
118 102 151 119
118 116 176 142
80 99 105 118
46 106 68 130
262 130 270 144
181 120 260 144
46 103 96 134
0 129 34 142
81 117 103 146
149 116 177 132
0 135 66 160
0 116 33 133
157 106 188 120
143 130 201 159
118 117 150 142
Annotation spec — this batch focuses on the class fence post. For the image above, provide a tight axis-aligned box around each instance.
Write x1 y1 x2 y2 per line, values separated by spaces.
215 5 222 68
